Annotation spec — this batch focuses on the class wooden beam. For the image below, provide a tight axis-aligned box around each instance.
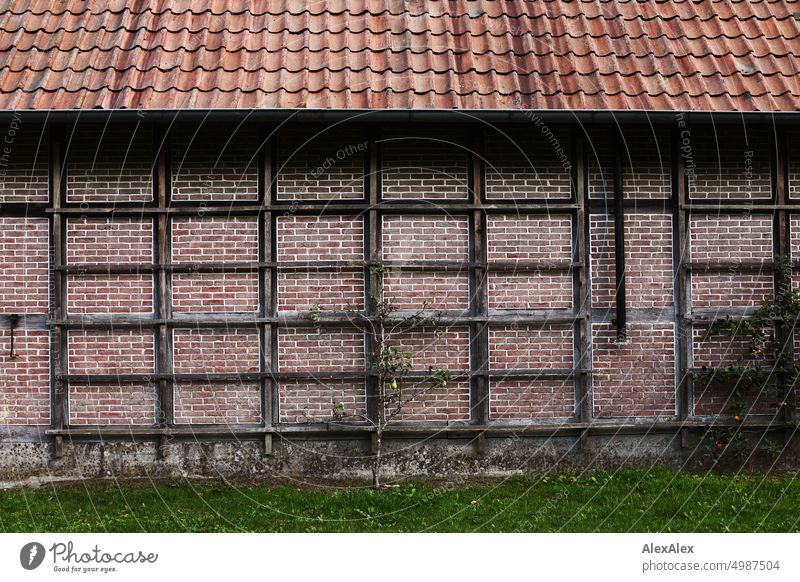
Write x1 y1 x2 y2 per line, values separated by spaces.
673 127 693 447
260 125 275 433
573 130 593 427
50 125 67 457
469 127 490 425
612 126 627 343
365 125 381 424
154 125 173 438
773 127 795 436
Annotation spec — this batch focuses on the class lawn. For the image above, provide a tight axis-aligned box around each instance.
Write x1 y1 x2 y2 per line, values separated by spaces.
1 469 798 532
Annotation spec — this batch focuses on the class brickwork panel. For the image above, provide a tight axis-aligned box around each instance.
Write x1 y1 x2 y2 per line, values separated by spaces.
383 215 469 261
277 126 366 200
592 323 676 418
68 384 156 425
487 215 572 263
277 215 364 261
279 380 365 423
0 218 49 314
278 270 364 312
171 124 259 201
66 218 153 264
588 127 671 199
384 272 470 311
171 217 259 263
172 273 259 313
591 213 674 309
0 121 48 203
488 273 572 310
490 380 575 420
173 329 261 374
688 127 772 200
485 126 572 200
68 331 154 374
0 329 49 425
692 328 776 417
380 127 468 200
789 131 800 199
67 125 153 203
174 382 261 424
67 275 153 314
278 328 365 372
489 325 573 369
690 215 774 309
389 379 470 421
390 327 470 371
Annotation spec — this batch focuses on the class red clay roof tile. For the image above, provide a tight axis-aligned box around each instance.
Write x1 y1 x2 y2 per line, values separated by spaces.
0 0 797 111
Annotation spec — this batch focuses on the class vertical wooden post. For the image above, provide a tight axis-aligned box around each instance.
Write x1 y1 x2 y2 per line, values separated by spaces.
50 125 67 458
773 127 795 438
612 126 627 343
365 126 381 426
154 126 172 457
573 131 593 430
260 126 274 453
268 134 279 427
469 127 489 427
673 128 692 448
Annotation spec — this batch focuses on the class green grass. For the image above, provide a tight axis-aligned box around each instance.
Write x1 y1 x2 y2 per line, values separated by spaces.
1 469 798 532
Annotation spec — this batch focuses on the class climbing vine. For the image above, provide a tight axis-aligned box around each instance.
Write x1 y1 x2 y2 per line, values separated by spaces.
690 255 798 461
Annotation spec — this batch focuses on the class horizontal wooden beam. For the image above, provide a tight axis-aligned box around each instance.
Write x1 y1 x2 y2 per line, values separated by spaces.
40 418 787 441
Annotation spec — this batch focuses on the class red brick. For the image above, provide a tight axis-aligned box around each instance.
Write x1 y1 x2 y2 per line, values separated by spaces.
592 323 676 419
173 329 261 374
0 329 49 425
174 382 261 424
69 384 156 425
279 379 365 423
0 218 49 314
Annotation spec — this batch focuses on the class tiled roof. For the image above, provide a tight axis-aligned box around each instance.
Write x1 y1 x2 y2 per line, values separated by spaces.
0 0 798 111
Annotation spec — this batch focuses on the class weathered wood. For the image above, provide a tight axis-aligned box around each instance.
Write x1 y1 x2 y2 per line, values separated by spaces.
469 127 490 425
673 127 692 448
50 126 67 447
612 125 627 343
573 130 593 430
260 127 275 427
365 126 381 424
155 126 173 428
773 127 795 438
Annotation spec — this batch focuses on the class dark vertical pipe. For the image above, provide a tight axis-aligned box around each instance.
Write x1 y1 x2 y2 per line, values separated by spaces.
612 126 627 344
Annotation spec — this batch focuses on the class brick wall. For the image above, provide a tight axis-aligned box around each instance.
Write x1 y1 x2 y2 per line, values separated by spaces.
690 215 773 308
488 324 575 420
0 329 50 425
277 126 366 200
590 213 674 309
487 214 572 310
588 127 671 199
277 215 364 311
174 383 261 425
67 330 154 375
383 215 470 311
692 328 777 417
171 124 258 201
67 125 153 203
69 384 155 425
0 121 48 203
688 127 772 200
380 127 468 200
485 126 572 200
592 323 676 418
172 217 259 313
387 327 470 421
0 218 49 314
6 121 799 431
